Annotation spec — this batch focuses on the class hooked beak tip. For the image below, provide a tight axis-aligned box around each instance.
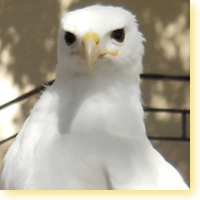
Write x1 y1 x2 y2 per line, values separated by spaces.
82 33 100 74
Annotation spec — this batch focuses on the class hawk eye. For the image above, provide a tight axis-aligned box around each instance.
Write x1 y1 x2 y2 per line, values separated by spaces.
111 28 125 42
64 31 76 45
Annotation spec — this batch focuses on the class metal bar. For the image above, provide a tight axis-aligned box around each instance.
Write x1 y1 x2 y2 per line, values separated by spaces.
148 136 190 142
182 113 187 139
0 80 54 111
144 107 190 114
140 74 190 81
0 133 18 145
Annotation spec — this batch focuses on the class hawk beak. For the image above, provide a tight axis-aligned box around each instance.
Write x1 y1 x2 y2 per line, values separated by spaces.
82 33 100 74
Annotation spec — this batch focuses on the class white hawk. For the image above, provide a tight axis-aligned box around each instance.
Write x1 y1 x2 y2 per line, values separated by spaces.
0 5 189 190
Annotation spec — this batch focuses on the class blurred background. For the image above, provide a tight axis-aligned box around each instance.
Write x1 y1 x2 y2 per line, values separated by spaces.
0 0 190 187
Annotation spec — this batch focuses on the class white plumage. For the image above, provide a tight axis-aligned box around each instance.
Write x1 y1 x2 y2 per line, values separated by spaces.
0 5 188 190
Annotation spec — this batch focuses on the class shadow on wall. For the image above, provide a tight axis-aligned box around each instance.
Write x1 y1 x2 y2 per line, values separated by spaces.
0 0 60 121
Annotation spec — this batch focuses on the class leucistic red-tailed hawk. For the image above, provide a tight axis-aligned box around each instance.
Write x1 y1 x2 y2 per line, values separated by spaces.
0 5 189 190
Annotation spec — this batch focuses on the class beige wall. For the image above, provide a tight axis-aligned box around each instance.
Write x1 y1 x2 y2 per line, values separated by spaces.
0 0 190 186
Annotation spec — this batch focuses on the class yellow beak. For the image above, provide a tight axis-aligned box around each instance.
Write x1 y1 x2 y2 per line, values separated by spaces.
82 33 101 74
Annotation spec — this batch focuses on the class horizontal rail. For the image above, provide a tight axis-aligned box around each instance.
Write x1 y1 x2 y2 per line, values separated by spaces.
0 133 18 145
0 80 54 111
148 136 190 142
144 107 190 114
140 74 190 81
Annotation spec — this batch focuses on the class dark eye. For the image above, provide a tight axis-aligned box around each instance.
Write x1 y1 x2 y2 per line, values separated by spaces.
111 28 125 42
64 31 76 45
